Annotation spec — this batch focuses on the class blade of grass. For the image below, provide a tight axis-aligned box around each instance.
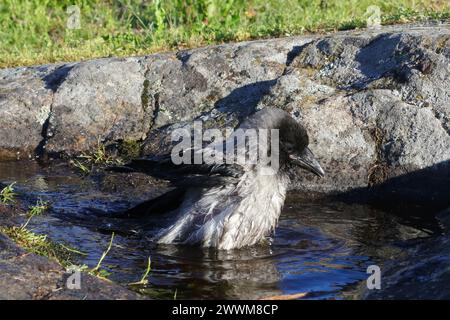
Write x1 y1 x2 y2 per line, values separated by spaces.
91 232 115 273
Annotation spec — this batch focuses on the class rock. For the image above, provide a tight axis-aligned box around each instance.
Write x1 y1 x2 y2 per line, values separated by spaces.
0 65 57 159
0 23 449 203
363 233 450 299
45 58 151 155
0 232 143 300
255 24 450 195
1 23 450 300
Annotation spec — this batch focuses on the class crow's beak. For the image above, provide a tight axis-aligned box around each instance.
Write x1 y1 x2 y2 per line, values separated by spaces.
289 147 325 178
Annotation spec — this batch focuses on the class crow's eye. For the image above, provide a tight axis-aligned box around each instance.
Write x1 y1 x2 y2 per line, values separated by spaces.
284 142 295 153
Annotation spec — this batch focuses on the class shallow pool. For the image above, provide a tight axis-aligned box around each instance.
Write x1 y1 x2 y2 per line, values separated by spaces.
0 160 444 299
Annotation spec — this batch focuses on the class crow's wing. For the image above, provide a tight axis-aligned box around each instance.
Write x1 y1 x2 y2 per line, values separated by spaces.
108 156 243 218
107 134 251 217
109 147 245 188
114 187 187 218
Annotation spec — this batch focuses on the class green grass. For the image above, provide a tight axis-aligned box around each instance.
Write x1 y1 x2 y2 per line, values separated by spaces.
2 197 82 268
2 207 115 280
0 0 448 68
0 183 116 282
0 182 16 204
28 199 51 217
70 139 124 175
1 190 82 267
1 225 80 267
89 232 115 279
69 159 91 175
128 256 151 286
78 139 117 165
1 202 113 279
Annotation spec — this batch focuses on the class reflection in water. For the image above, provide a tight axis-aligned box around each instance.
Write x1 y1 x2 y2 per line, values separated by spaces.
0 160 443 299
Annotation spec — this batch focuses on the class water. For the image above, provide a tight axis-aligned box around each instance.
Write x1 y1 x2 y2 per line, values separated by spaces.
0 160 444 299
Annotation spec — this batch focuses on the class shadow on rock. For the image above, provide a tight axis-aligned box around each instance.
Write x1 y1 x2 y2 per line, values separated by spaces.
334 159 450 233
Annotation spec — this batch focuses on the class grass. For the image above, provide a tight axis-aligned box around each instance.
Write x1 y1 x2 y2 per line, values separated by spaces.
88 232 115 279
70 139 124 175
1 187 83 268
69 159 91 175
1 225 80 267
28 199 51 217
3 222 116 280
78 140 117 165
2 198 78 267
0 183 117 283
0 0 448 68
128 256 151 286
2 217 114 279
0 182 16 204
20 199 51 229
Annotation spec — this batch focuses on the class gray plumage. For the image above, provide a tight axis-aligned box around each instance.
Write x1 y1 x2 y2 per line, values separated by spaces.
118 108 324 250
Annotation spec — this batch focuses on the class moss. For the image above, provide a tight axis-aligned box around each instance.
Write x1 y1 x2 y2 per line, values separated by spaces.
118 139 142 160
434 35 449 54
367 126 388 187
141 79 150 112
338 19 366 31
0 182 16 204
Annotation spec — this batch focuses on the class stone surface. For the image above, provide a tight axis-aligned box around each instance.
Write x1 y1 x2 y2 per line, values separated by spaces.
46 59 151 155
0 23 449 200
0 65 56 159
0 234 143 300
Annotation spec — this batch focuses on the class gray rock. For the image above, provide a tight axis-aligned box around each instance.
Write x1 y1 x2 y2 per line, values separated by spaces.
0 23 449 201
0 65 57 159
0 232 143 300
45 58 150 154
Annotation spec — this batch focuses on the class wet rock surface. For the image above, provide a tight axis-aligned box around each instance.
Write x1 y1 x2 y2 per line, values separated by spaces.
0 206 143 300
0 235 141 300
362 233 450 299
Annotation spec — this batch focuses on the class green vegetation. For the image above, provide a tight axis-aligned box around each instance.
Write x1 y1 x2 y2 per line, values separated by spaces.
20 199 51 230
78 139 118 165
28 199 51 217
118 139 142 161
88 232 115 279
1 191 83 267
0 182 16 204
69 158 91 175
1 225 79 267
129 256 152 286
1 0 448 68
0 184 114 282
70 139 124 175
3 225 115 279
2 196 80 268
